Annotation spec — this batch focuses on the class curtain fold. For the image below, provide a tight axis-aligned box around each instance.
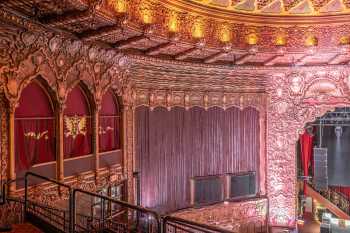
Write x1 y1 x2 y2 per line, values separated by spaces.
99 116 120 152
136 106 260 213
15 119 55 171
64 116 92 158
300 129 314 194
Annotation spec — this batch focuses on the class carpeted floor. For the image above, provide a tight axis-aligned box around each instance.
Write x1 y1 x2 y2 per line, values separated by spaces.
8 223 42 233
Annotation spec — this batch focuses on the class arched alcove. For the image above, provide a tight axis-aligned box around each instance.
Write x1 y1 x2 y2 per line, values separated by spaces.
99 90 121 152
64 83 92 158
15 78 56 172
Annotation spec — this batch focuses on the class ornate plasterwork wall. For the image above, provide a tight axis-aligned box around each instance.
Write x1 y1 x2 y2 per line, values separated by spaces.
266 69 350 226
127 57 350 227
2 6 350 227
0 21 131 198
172 198 268 232
0 93 8 183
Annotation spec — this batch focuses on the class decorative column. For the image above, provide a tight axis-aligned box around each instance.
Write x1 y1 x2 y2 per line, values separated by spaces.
123 103 135 204
259 109 267 196
93 105 101 181
8 105 16 193
57 107 64 183
57 83 67 184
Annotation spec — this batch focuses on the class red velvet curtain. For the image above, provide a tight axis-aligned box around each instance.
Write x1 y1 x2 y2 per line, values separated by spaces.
300 129 314 194
15 119 55 171
99 116 120 152
136 106 260 213
99 90 120 152
15 81 55 172
64 85 92 158
331 186 350 200
64 117 92 158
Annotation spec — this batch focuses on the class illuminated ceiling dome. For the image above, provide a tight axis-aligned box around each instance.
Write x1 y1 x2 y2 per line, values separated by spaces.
2 0 350 66
185 0 349 15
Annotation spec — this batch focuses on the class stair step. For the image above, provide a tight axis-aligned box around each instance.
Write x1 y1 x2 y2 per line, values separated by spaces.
8 223 43 233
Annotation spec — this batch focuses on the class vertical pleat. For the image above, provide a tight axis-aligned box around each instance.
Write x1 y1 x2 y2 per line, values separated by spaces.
135 106 260 213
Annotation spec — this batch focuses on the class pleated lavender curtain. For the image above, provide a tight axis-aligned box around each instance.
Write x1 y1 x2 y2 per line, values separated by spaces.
135 106 260 213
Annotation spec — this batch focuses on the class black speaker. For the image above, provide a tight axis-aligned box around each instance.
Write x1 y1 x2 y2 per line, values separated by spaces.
193 176 223 206
313 148 328 191
229 172 256 199
320 223 331 233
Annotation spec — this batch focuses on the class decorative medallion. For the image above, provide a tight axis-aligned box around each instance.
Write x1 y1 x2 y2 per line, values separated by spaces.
64 115 87 139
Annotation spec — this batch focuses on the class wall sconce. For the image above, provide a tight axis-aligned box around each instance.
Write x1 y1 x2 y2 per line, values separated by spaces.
246 33 258 45
140 5 153 25
275 35 287 46
111 0 127 13
219 24 231 43
305 35 318 47
168 12 179 33
192 18 204 39
339 36 350 54
339 35 350 45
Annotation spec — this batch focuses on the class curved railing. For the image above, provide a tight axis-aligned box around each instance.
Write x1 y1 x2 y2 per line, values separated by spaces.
1 172 252 233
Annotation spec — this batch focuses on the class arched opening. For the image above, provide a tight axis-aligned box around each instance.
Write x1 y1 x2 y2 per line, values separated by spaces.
297 107 350 228
15 78 56 172
64 83 92 159
99 89 121 152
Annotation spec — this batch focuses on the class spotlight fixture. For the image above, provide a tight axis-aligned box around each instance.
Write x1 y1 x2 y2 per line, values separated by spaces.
335 126 343 138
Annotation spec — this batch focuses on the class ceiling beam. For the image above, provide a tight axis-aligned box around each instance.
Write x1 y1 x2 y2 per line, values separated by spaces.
114 35 147 49
327 54 343 65
204 51 227 64
295 54 311 66
39 9 90 26
235 53 254 65
145 42 173 56
264 54 283 66
78 24 122 40
175 47 198 60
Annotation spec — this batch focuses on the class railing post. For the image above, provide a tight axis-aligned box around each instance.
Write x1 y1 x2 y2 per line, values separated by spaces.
24 173 28 220
101 198 105 230
162 217 167 233
70 189 76 233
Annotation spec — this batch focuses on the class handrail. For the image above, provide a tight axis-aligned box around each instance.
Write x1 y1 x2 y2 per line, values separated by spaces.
163 216 234 233
72 188 162 233
24 172 73 232
0 178 25 205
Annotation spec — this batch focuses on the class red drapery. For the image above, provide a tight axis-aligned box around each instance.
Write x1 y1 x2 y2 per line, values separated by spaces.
64 116 92 158
15 119 55 171
300 129 314 193
64 85 92 158
99 90 120 152
15 81 55 172
331 186 350 199
136 106 260 213
99 116 120 152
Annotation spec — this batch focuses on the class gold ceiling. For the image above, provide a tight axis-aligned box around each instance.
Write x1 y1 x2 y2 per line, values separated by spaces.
173 0 350 16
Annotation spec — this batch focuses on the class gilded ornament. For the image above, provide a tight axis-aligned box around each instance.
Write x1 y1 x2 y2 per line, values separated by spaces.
305 35 318 47
339 36 350 45
99 126 114 135
168 12 179 33
64 115 87 139
192 18 204 39
24 131 49 140
7 78 18 97
246 33 258 45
